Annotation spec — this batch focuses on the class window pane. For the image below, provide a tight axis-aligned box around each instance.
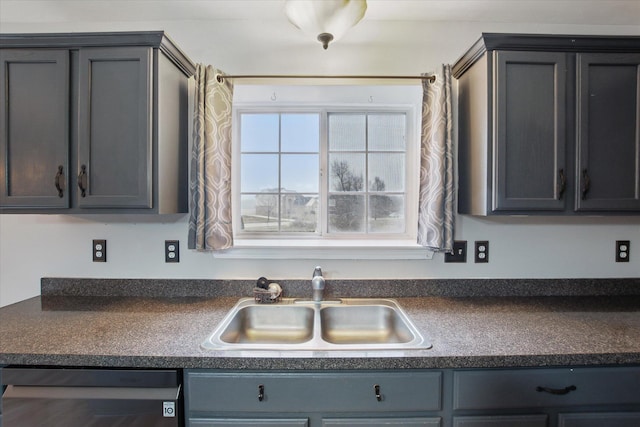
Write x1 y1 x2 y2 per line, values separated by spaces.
281 194 319 232
329 153 365 192
329 114 365 151
329 195 365 232
241 194 280 232
282 114 319 152
241 114 279 152
368 153 405 192
241 154 278 192
282 154 319 192
369 195 405 233
368 114 406 151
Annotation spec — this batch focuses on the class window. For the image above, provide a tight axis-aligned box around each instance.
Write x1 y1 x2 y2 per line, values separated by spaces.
229 85 427 258
328 113 406 234
239 113 320 234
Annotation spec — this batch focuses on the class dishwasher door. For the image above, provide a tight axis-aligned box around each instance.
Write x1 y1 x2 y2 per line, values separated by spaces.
1 367 181 427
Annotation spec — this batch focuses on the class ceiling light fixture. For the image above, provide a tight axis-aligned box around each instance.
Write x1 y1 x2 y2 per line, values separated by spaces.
284 0 367 50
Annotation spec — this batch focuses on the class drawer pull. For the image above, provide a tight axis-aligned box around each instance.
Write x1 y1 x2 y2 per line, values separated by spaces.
557 168 566 199
258 384 264 401
78 164 88 198
374 384 382 401
55 165 65 198
581 169 590 200
536 385 576 395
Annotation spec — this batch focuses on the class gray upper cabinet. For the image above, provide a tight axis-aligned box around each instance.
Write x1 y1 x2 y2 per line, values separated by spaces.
454 33 640 215
494 50 567 211
0 32 195 214
0 49 70 209
77 47 152 209
576 53 640 211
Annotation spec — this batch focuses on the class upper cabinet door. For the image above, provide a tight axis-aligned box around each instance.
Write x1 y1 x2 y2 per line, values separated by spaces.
0 49 69 208
493 50 567 211
576 53 640 211
77 47 152 208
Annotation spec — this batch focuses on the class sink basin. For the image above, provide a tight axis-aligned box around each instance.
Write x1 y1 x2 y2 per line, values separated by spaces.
218 304 314 344
202 298 431 351
320 305 415 344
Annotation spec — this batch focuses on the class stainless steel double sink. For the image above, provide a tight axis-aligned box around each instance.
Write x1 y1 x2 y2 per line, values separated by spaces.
202 298 431 351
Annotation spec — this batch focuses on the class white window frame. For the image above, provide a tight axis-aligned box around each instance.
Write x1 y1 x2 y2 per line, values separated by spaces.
219 85 432 260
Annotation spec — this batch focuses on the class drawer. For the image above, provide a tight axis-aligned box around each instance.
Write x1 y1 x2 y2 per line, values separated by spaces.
558 412 640 427
186 371 441 413
323 417 441 426
453 367 640 410
189 418 309 427
453 415 547 427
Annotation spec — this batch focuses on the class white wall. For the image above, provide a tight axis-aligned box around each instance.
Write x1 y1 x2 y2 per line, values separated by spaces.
1 214 638 306
1 18 639 307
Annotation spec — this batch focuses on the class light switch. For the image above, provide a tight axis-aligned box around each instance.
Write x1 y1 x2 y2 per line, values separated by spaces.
445 241 467 263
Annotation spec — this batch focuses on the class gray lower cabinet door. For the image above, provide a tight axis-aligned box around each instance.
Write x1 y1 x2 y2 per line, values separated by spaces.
493 50 567 212
453 415 548 427
575 53 640 211
323 417 441 426
189 419 308 427
77 46 153 209
0 49 69 209
558 412 640 427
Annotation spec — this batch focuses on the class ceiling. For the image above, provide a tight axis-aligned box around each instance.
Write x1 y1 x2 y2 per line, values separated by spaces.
1 1 638 74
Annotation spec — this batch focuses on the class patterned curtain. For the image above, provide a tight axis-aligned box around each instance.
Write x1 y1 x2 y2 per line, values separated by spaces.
188 64 234 251
417 64 455 253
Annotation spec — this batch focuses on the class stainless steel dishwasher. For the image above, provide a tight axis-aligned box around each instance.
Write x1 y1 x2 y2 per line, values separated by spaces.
1 367 182 426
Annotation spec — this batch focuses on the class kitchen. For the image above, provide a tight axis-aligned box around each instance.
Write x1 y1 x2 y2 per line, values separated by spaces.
0 1 639 426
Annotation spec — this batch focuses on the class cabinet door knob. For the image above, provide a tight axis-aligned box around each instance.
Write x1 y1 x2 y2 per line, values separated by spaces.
258 384 265 401
581 169 590 200
54 165 65 198
557 168 566 200
536 385 576 395
374 384 382 401
77 164 88 197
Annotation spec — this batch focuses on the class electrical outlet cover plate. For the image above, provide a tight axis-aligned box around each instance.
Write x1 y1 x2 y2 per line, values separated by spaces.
475 240 489 263
93 239 106 262
616 240 630 262
165 240 180 263
445 240 467 263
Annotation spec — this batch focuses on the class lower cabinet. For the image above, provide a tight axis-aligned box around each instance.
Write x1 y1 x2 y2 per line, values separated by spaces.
185 367 640 427
185 370 442 427
453 415 548 427
322 418 440 426
190 419 440 427
453 366 640 427
557 412 640 427
190 419 309 427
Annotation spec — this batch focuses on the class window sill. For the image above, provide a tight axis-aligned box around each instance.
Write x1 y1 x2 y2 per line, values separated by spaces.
213 239 434 260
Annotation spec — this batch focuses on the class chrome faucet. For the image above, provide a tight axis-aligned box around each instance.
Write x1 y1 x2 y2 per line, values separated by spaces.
311 266 325 302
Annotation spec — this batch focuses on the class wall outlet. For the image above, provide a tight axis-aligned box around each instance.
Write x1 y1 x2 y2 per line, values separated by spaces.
616 240 630 262
93 239 106 262
475 240 489 263
165 240 180 263
445 241 467 263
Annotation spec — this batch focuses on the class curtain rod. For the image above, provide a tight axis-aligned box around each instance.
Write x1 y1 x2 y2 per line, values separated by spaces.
216 74 436 84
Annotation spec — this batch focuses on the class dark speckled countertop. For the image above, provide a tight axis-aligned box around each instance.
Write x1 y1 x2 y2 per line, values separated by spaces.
1 278 639 370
